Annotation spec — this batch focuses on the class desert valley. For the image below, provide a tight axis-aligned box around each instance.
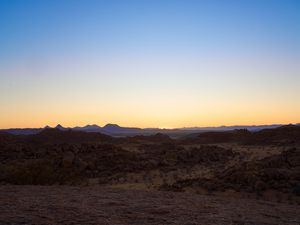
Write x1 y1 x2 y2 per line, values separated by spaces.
0 124 300 224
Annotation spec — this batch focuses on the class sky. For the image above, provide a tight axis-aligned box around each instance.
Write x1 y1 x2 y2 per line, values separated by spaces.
0 0 300 129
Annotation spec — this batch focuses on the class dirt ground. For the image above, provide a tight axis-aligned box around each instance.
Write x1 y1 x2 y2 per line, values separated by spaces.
0 185 299 225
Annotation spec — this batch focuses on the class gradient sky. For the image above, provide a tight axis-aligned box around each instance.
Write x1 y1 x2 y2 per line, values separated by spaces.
0 0 300 128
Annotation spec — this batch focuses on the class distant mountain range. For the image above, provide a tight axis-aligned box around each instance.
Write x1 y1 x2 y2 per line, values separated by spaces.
1 123 299 137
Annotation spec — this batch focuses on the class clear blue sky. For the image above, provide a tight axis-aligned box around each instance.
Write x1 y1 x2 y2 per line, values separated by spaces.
0 0 300 128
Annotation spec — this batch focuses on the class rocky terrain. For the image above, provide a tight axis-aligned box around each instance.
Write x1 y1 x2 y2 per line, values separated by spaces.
0 125 300 224
1 185 300 225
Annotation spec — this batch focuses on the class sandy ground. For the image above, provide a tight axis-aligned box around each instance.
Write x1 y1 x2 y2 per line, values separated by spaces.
0 186 300 225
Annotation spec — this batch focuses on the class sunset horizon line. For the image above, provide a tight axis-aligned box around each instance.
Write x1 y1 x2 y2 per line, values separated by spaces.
1 122 299 130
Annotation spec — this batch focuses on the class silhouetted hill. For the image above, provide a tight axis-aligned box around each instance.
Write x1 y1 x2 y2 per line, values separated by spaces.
1 128 43 135
26 128 113 144
245 124 300 145
182 125 300 145
101 123 142 135
74 124 101 132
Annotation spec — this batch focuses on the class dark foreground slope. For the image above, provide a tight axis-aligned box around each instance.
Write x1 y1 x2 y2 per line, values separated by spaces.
1 185 299 225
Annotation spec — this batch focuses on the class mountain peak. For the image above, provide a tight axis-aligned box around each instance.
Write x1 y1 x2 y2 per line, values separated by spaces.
55 124 64 129
103 123 120 129
83 124 101 129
